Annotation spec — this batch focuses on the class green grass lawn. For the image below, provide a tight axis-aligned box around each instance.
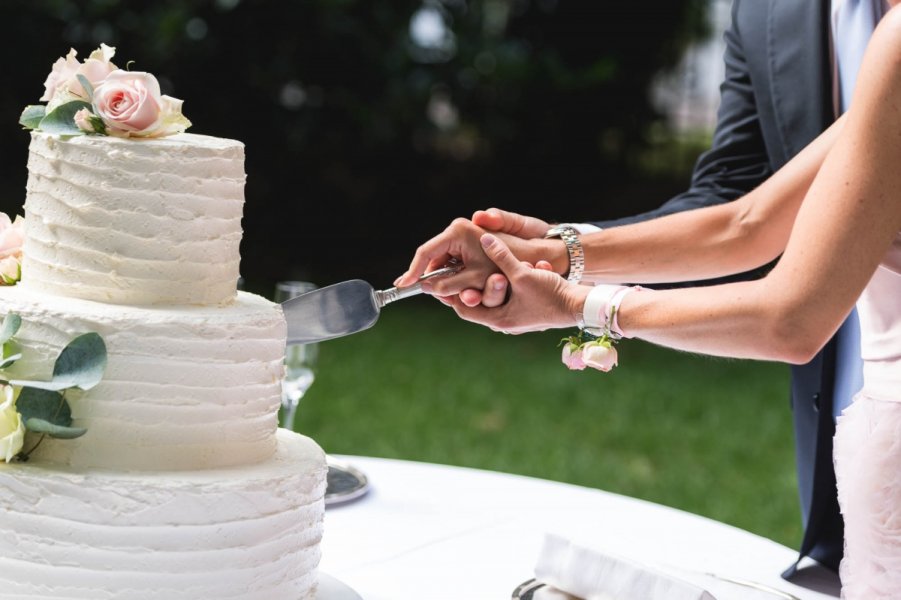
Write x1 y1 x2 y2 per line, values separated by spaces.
294 297 802 549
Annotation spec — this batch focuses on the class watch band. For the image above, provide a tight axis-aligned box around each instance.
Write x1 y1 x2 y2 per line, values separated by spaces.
544 225 584 284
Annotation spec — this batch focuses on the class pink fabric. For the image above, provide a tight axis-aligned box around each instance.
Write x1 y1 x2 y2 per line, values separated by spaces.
834 231 901 598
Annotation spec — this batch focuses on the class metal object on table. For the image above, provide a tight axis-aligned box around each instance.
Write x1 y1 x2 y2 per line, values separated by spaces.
283 261 463 345
325 457 370 507
315 572 362 600
701 572 802 600
512 579 543 600
511 579 578 600
512 572 804 600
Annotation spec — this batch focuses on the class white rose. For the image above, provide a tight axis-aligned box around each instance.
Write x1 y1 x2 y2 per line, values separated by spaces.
0 386 24 463
41 45 118 112
0 257 21 285
40 48 80 102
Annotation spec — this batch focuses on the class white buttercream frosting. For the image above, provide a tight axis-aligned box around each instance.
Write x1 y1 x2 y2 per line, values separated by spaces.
22 132 245 306
4 128 326 597
0 429 326 600
0 286 286 471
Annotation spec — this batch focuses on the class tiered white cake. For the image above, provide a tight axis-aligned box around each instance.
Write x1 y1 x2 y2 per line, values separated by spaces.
0 132 327 599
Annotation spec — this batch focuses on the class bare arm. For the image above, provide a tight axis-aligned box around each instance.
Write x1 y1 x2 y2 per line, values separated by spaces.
581 114 843 284
453 10 901 363
621 13 901 361
399 114 844 301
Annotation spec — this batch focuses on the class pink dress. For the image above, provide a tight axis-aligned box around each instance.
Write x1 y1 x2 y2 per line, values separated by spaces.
833 230 901 598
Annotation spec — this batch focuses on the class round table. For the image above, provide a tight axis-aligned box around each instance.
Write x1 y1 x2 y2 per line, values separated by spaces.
319 456 841 600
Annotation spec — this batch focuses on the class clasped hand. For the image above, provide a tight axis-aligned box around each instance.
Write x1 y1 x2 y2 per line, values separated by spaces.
395 209 590 334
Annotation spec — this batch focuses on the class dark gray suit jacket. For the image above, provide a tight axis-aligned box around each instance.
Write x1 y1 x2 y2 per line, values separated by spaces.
595 0 843 575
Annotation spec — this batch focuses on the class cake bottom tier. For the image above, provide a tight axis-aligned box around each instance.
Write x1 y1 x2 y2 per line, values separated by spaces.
0 429 326 600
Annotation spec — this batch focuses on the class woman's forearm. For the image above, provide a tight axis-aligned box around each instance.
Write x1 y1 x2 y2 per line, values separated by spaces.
578 116 845 285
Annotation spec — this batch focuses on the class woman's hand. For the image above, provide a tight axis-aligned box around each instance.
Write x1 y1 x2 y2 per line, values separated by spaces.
450 234 590 334
395 218 556 308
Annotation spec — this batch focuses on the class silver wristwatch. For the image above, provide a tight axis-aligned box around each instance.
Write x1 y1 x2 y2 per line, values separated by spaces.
544 224 584 284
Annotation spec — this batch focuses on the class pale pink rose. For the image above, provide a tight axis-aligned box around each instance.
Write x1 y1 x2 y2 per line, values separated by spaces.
562 343 586 370
92 70 190 137
92 70 166 136
582 342 618 372
0 214 25 260
40 48 80 102
74 108 95 133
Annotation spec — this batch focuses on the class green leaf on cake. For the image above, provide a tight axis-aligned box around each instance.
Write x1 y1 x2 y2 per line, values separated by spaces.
0 313 22 345
24 418 87 440
51 332 107 391
10 332 107 391
17 386 70 425
18 386 87 439
76 75 95 102
38 100 92 135
19 105 46 130
0 314 23 369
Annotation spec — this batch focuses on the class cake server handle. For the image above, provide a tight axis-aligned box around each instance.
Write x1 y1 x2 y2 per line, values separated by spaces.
374 259 463 308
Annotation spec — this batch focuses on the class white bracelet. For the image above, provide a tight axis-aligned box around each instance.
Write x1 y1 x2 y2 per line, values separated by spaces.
582 284 643 339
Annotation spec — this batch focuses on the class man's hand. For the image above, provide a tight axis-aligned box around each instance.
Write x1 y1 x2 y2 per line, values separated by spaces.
394 218 505 306
472 207 550 240
450 234 588 334
395 210 562 308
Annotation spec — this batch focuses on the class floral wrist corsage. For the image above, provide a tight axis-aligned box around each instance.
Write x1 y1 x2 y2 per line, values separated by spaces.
559 307 619 372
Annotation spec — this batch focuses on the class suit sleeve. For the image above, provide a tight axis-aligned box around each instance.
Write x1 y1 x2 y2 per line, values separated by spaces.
594 0 772 228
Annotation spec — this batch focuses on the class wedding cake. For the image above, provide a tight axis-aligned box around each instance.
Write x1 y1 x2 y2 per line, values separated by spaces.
0 46 327 599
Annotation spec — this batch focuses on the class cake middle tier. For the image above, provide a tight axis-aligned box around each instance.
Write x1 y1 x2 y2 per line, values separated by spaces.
0 287 286 471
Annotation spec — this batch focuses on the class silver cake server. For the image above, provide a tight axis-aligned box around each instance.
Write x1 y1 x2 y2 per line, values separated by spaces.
282 261 462 344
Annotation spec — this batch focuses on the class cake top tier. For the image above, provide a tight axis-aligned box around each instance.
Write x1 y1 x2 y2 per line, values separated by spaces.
22 131 246 306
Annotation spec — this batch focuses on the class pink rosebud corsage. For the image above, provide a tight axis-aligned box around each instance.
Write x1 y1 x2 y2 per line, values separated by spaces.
561 342 586 370
559 330 619 373
581 339 617 372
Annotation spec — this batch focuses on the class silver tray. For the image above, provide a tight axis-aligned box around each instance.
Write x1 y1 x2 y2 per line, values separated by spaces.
316 572 362 600
512 578 543 600
511 579 578 600
325 457 369 507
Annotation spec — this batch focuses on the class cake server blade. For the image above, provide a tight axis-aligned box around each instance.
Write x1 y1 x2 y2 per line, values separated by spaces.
282 262 462 344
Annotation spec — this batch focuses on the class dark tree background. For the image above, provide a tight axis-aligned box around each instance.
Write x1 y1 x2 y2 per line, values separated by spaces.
2 0 710 287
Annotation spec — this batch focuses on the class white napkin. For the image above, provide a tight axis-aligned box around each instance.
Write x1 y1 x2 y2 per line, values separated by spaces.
534 532 717 600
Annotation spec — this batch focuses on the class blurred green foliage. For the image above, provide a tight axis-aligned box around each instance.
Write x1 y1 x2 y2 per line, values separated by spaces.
3 0 709 284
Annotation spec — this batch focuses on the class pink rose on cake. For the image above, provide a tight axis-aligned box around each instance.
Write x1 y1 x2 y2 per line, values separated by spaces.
21 44 190 139
0 213 25 286
92 70 191 138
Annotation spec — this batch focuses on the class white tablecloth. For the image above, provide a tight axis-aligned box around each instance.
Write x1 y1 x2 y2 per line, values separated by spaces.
319 456 841 600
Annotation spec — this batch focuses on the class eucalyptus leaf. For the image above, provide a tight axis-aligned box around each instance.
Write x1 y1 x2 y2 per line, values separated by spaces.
38 100 92 135
19 105 46 130
76 74 94 101
51 332 107 391
0 313 21 345
25 418 87 440
16 386 69 426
